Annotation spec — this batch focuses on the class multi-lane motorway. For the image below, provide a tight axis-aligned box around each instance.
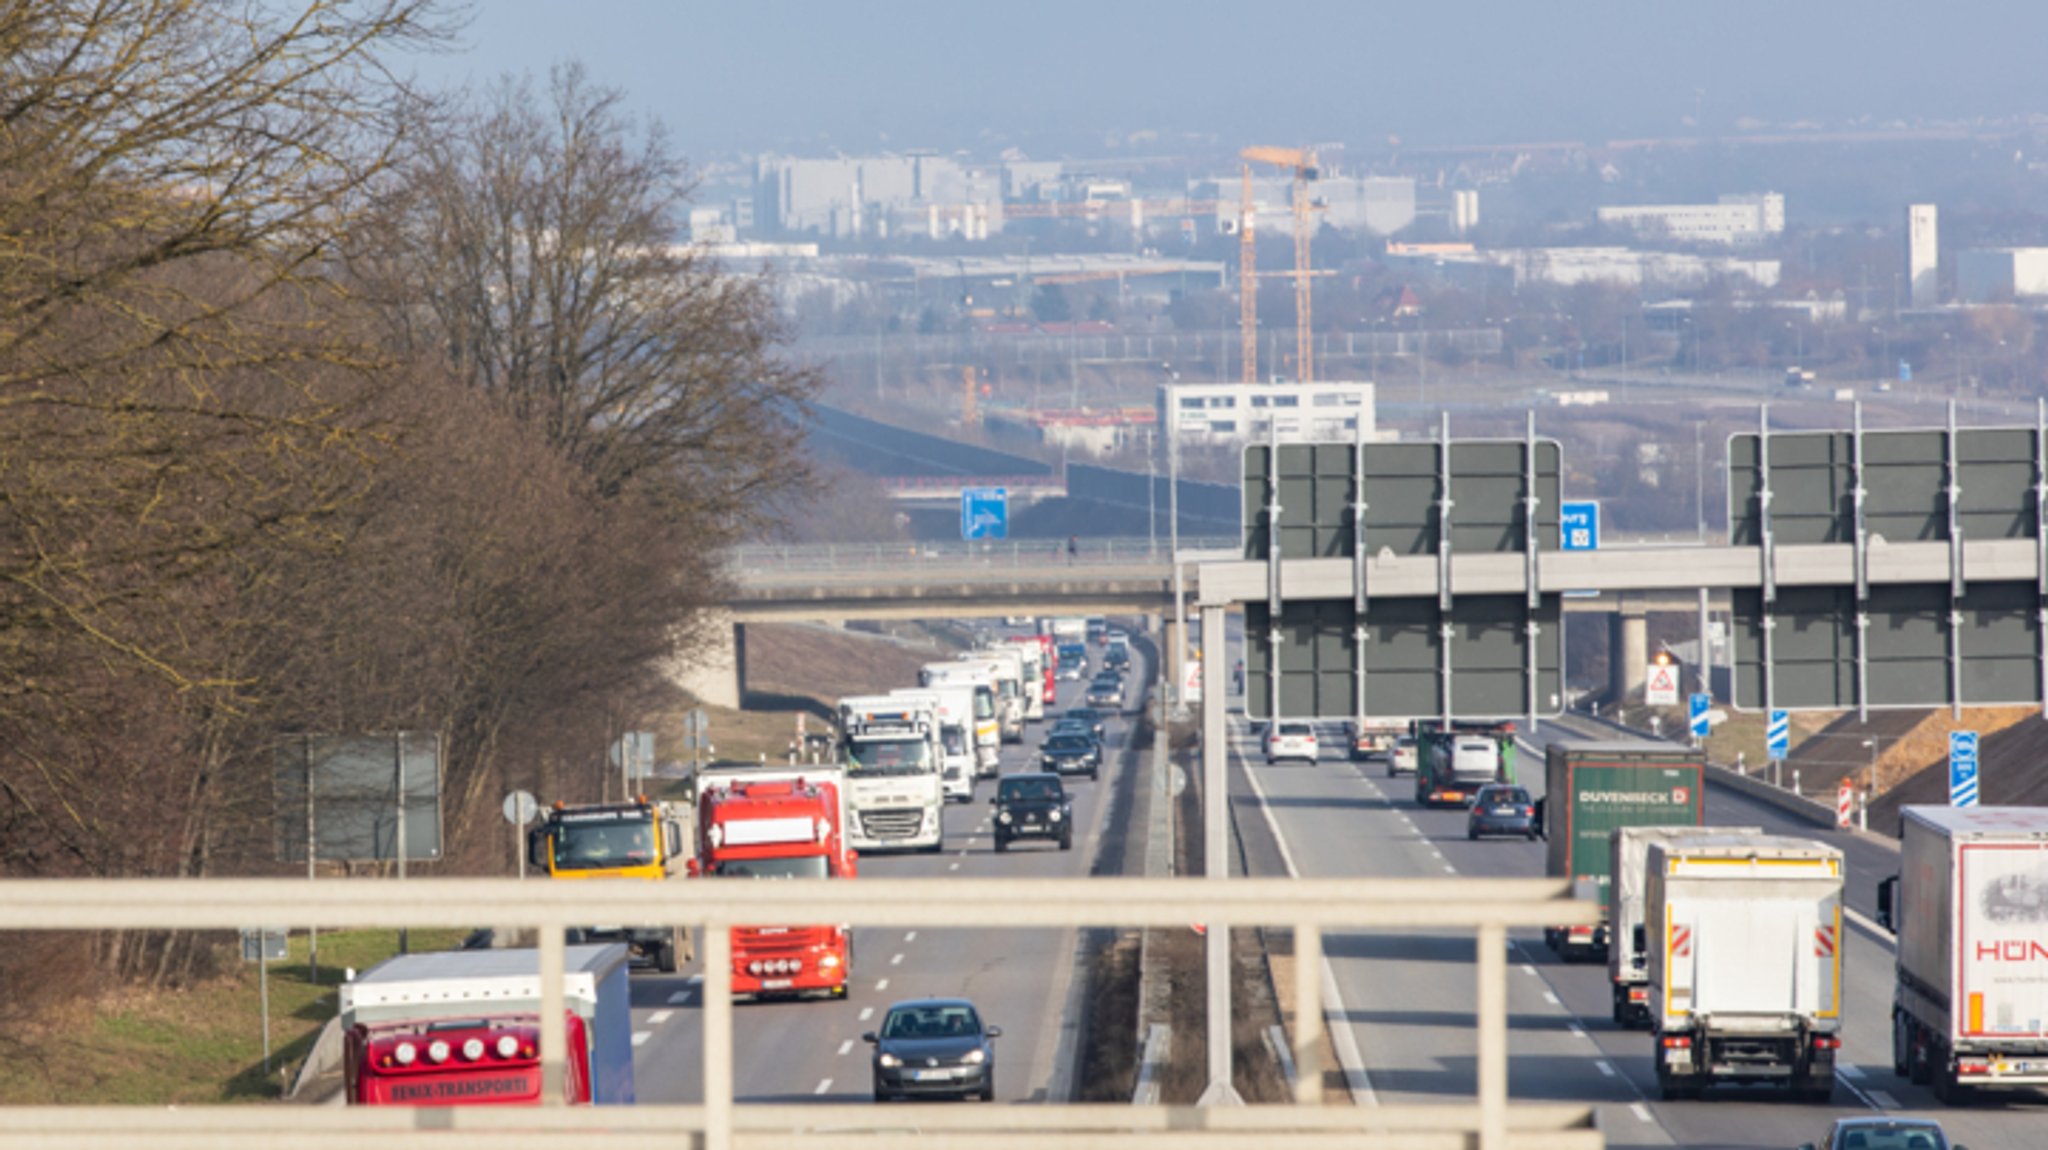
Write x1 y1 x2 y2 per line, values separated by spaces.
627 636 1150 1105
1232 713 2046 1150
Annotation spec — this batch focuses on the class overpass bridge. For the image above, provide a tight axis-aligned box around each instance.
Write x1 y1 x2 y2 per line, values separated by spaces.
680 537 1733 707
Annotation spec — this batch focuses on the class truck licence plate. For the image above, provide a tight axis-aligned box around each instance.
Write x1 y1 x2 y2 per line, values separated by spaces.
761 978 793 990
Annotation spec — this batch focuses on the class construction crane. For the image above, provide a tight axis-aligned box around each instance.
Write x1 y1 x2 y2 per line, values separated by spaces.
1238 145 1322 384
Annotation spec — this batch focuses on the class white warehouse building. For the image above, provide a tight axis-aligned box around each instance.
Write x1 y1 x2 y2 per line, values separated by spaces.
1598 193 1785 245
1158 381 1389 448
1955 247 2048 303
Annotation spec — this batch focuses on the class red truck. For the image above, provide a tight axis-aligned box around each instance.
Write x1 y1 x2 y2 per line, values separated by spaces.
694 766 857 999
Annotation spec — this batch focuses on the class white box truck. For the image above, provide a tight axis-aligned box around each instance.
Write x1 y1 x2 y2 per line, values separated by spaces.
957 651 1025 743
892 685 976 803
919 661 999 777
992 638 1047 722
1878 805 2048 1103
1607 824 1761 1028
835 694 945 853
1645 834 1844 1102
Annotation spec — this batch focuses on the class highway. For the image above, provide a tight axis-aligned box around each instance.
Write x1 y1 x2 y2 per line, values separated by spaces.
1231 713 2048 1150
627 634 1151 1105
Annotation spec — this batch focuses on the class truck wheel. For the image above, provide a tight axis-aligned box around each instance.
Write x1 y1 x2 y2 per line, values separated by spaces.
1611 987 1628 1026
1909 1028 1934 1086
655 939 680 975
1891 1013 1911 1078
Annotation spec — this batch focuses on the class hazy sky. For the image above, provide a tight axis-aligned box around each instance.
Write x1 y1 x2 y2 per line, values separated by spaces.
414 2 2048 159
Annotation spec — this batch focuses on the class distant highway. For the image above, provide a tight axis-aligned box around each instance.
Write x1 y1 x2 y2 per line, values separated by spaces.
1231 713 2046 1150
628 636 1152 1105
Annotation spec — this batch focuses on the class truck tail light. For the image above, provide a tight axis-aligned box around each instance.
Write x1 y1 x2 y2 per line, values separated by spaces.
426 1040 451 1064
1812 1036 1841 1050
496 1035 521 1059
461 1038 485 1061
393 1042 419 1066
1960 1060 1989 1075
1660 1036 1692 1049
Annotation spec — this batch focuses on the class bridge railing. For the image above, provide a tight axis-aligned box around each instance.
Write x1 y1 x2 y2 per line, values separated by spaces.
0 876 1603 1150
729 536 1239 574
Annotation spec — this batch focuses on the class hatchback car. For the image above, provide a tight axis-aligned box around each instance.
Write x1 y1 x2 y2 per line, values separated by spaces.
1387 735 1419 777
1466 784 1537 840
1264 721 1319 766
1039 731 1100 779
1797 1117 1957 1150
865 998 1000 1101
1086 674 1124 709
1062 707 1108 740
992 772 1072 851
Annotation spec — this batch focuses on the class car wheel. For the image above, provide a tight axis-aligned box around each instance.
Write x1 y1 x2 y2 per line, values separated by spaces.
978 1081 995 1102
1087 769 1098 780
1467 828 1478 840
1060 832 1072 851
995 835 1009 853
873 1085 892 1103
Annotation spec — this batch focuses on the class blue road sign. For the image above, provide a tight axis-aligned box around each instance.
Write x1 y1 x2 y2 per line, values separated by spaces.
1949 730 1980 807
1688 692 1712 738
1766 709 1790 760
1560 500 1600 552
961 486 1008 541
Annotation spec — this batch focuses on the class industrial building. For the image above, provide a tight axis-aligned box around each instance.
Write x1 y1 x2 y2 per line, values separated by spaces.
1597 193 1785 245
1385 244 1780 290
1907 204 1940 307
1201 174 1417 237
753 153 1039 240
1158 381 1386 448
1955 247 2048 302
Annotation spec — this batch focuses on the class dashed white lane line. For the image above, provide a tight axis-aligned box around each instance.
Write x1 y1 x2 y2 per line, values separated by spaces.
667 990 692 1004
647 1010 673 1025
859 1007 874 1022
1442 864 1456 873
890 953 905 966
1594 1060 1616 1077
949 862 961 871
814 1078 833 1095
1520 964 1539 977
904 931 918 942
958 849 970 856
1839 1063 1866 1079
1630 1103 1654 1124
1567 1023 1589 1040
876 978 890 991
1867 1090 1900 1109
1542 992 1560 1006
837 1039 854 1056
632 1031 651 1047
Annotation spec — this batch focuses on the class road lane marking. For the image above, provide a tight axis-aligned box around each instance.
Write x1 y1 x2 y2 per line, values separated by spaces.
1867 1090 1899 1109
959 849 970 856
1542 992 1560 1006
667 990 692 1004
1568 1023 1588 1039
905 931 918 942
1630 1103 1653 1123
859 1007 874 1021
1839 1063 1865 1079
1595 1060 1615 1077
876 979 890 991
837 1039 854 1056
632 1031 651 1047
814 1078 833 1095
890 953 904 965
647 1010 673 1025
1442 864 1456 873
1521 964 1539 976
685 974 702 985
949 862 960 871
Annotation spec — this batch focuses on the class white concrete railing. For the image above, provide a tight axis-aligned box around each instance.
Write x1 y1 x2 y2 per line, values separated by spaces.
0 876 1602 1150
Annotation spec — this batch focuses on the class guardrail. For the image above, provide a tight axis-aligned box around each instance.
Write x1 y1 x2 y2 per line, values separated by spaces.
0 876 1603 1150
729 537 1239 574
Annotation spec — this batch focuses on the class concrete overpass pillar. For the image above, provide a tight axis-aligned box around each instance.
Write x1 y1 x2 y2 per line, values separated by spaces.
673 611 747 710
1609 601 1648 704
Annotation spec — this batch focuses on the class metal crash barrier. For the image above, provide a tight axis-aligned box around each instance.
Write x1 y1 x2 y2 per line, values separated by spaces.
0 876 1603 1150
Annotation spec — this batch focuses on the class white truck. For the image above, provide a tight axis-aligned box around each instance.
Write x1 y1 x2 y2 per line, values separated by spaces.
918 661 999 777
891 685 976 803
1646 834 1844 1102
1878 805 2048 1103
835 694 945 853
957 651 1025 743
991 639 1047 722
1607 824 1761 1028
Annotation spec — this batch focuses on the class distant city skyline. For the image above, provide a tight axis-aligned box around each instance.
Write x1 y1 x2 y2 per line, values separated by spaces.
411 1 2048 160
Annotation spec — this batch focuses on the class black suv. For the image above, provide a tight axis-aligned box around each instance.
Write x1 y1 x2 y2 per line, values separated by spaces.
1062 707 1108 740
1104 640 1131 670
1038 730 1100 779
993 772 1072 851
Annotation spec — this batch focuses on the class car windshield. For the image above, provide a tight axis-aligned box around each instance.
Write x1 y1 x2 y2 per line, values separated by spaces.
882 1004 982 1040
715 855 830 879
846 736 933 777
1834 1123 1947 1150
1045 736 1090 752
1067 709 1100 723
1059 644 1086 661
1278 723 1312 737
550 820 655 870
1000 778 1062 802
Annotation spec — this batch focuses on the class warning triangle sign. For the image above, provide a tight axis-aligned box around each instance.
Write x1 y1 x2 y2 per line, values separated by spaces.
1645 663 1679 704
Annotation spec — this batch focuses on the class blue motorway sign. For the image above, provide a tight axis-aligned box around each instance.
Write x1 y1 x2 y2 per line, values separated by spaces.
961 486 1008 541
1688 692 1711 739
1560 500 1600 552
1766 709 1790 760
1949 730 1980 808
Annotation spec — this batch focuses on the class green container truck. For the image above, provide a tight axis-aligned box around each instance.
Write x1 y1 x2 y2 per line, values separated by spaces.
1541 740 1705 962
1413 719 1517 807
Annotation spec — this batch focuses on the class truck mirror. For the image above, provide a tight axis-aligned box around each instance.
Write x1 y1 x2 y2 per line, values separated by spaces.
665 820 684 859
525 828 548 871
1876 876 1897 932
1632 925 1645 954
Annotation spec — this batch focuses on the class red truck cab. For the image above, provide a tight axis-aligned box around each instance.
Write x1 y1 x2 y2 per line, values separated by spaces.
695 772 857 999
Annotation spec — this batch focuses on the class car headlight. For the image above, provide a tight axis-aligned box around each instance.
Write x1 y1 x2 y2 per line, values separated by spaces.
963 1048 986 1064
878 1052 902 1068
998 811 1012 823
1049 811 1062 822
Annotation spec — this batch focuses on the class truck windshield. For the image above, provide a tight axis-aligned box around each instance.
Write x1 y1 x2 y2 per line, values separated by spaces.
716 855 830 879
941 726 968 755
846 736 933 777
973 687 994 721
551 820 656 870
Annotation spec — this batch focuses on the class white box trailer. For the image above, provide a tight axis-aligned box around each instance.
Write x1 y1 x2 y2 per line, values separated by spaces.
1645 834 1844 1102
1879 805 2048 1102
919 662 1000 776
1607 825 1761 1029
892 686 976 803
